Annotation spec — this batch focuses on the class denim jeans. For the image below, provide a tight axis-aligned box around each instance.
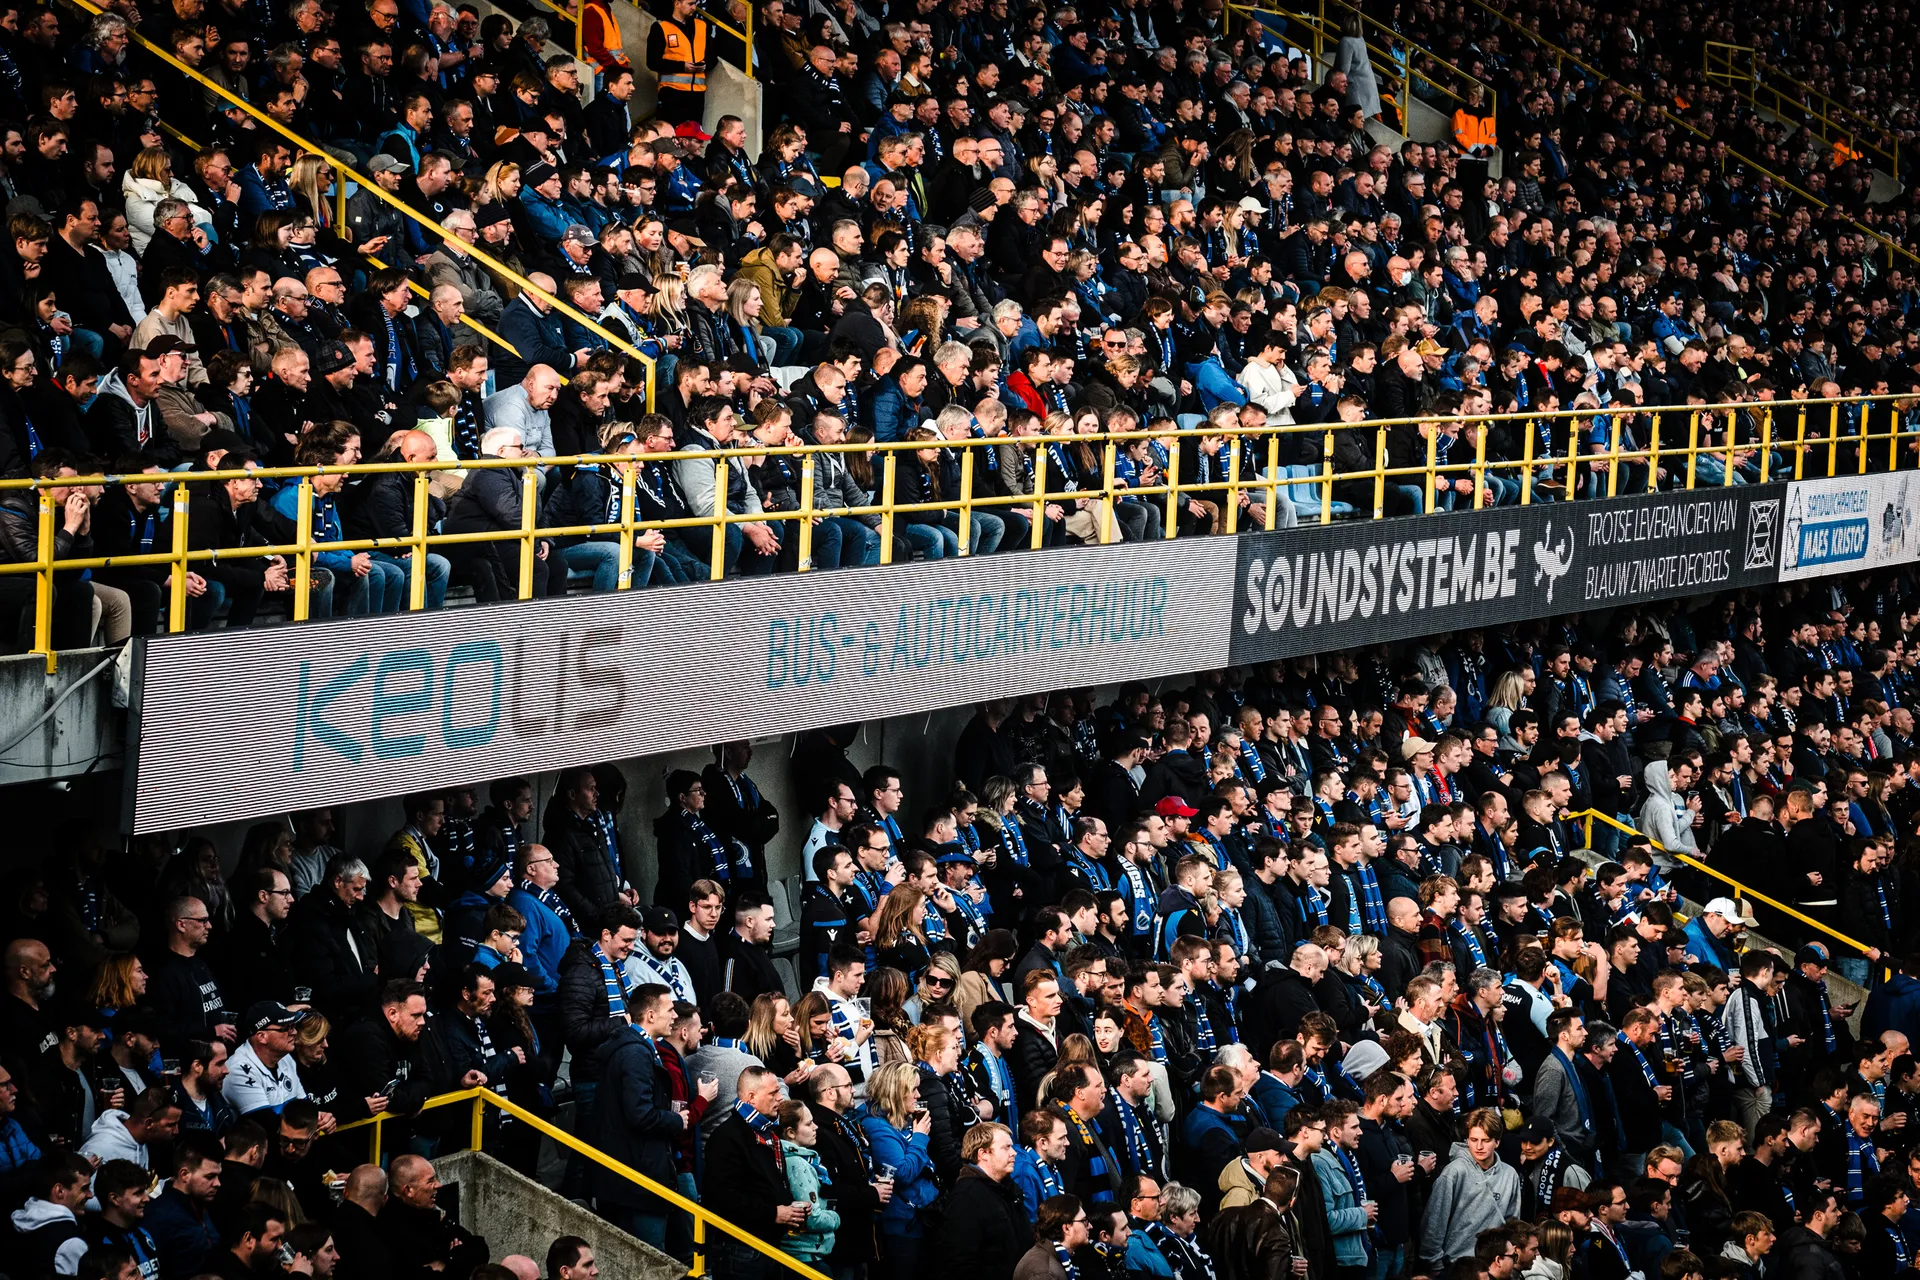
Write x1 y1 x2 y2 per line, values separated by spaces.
346 556 409 614
1834 957 1872 988
812 516 881 569
762 324 806 365
562 539 661 591
901 522 958 558
603 1201 669 1251
943 510 1002 553
370 550 449 608
1185 358 1249 409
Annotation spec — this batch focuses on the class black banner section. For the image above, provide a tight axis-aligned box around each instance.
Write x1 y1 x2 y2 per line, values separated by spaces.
1230 485 1785 665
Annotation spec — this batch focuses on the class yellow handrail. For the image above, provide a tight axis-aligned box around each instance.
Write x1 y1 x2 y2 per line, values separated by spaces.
8 391 1917 669
1571 809 1884 972
56 0 658 407
1704 41 1900 180
335 1088 829 1280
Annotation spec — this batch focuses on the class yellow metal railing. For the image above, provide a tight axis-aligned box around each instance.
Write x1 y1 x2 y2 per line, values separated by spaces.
1457 0 1920 271
336 1088 825 1280
55 0 656 407
1704 41 1901 181
1573 810 1886 976
6 394 1916 671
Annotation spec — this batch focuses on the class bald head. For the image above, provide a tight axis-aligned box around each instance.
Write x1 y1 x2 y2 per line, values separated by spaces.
342 1164 387 1211
1387 897 1420 930
397 430 437 463
500 1258 539 1280
523 364 562 411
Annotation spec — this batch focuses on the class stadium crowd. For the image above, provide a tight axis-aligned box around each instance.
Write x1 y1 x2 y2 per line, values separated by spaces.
5 570 1920 1280
0 0 1918 648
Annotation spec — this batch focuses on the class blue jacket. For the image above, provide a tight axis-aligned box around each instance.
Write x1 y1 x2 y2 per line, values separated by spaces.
590 1026 686 1209
518 189 574 244
1312 1147 1371 1267
505 887 570 996
1011 1147 1060 1219
868 376 926 444
1863 972 1920 1042
268 485 352 573
860 1109 939 1236
1125 1226 1178 1279
1173 1104 1240 1204
1247 1073 1302 1132
495 295 574 386
146 1185 224 1279
236 164 295 225
1682 917 1738 973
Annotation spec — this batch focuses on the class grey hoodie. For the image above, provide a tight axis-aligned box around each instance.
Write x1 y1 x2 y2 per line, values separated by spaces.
1637 760 1698 860
10 1197 88 1275
1420 1139 1521 1269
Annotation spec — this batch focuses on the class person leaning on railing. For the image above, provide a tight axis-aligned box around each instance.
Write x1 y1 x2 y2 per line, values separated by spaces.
182 448 291 630
0 450 126 650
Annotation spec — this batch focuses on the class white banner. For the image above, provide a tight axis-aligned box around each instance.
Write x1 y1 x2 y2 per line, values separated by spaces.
128 539 1238 832
1779 472 1920 581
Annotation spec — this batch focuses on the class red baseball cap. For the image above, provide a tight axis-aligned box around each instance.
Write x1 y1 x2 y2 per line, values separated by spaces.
1155 796 1198 818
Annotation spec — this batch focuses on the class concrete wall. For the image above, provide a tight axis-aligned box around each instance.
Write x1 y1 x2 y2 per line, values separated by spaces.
616 1 762 138
434 1149 686 1280
0 647 124 788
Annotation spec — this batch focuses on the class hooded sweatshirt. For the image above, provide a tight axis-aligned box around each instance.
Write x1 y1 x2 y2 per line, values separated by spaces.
1419 1140 1521 1269
10 1197 87 1277
1637 760 1698 860
77 1108 148 1168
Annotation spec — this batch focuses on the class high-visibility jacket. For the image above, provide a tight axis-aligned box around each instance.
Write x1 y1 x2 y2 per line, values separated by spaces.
582 0 627 69
654 18 707 93
1452 109 1495 152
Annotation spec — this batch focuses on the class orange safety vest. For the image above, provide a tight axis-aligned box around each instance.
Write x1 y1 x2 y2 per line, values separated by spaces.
1452 109 1495 151
657 18 707 94
582 0 627 69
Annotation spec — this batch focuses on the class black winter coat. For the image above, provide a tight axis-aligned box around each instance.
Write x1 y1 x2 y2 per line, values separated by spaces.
557 937 628 1085
542 799 624 923
932 1166 1032 1280
590 1025 686 1208
703 1112 794 1242
286 888 380 1022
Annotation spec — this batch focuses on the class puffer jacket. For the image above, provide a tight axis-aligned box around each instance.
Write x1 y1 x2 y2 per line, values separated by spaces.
122 172 211 255
779 1140 840 1261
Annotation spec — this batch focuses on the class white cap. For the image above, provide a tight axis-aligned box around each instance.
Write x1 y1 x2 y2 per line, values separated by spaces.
1703 897 1756 925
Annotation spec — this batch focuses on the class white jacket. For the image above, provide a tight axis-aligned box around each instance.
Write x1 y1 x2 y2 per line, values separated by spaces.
1238 356 1301 422
122 173 212 255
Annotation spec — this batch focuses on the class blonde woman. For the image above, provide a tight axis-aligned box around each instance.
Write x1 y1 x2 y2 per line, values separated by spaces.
857 1060 939 1271
906 1022 968 1180
122 146 210 253
478 160 522 207
724 276 772 368
1486 668 1534 751
651 275 690 339
744 991 805 1080
85 953 147 1021
288 153 341 234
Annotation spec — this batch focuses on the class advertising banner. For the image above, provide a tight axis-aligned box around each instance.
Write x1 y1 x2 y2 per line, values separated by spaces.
1778 472 1920 581
127 538 1238 832
1230 486 1785 665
